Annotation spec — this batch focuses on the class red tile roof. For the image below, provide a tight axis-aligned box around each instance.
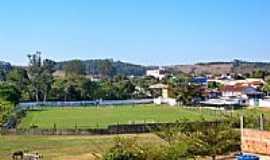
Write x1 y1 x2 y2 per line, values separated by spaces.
220 84 252 92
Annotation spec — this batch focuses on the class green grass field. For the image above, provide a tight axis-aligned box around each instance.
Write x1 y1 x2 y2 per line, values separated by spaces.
3 106 270 160
0 134 162 160
18 104 217 129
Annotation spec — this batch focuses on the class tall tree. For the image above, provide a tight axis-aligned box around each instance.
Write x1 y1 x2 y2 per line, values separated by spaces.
40 59 56 102
27 52 55 102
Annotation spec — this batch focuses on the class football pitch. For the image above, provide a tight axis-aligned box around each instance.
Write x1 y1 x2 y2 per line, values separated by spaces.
18 104 217 129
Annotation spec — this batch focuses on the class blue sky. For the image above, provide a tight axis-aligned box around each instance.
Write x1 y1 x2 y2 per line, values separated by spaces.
0 0 270 66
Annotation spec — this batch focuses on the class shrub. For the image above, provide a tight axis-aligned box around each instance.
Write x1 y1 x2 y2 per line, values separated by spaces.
104 137 146 160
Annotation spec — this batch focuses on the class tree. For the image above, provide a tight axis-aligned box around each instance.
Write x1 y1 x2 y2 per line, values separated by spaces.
62 76 81 101
77 77 100 100
208 81 222 89
51 76 99 101
169 77 202 105
263 82 270 96
27 52 55 102
112 75 135 99
63 60 85 76
251 69 267 79
50 78 67 100
154 120 239 160
0 61 12 81
0 82 21 104
6 68 29 90
132 76 159 98
6 68 30 100
187 122 239 160
0 97 14 126
0 70 6 81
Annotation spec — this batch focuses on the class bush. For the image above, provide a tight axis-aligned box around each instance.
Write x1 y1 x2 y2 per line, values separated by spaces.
104 137 146 160
105 120 240 160
0 98 14 126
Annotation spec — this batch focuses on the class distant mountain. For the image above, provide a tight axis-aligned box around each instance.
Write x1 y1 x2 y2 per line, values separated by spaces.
57 59 270 77
55 59 157 76
2 58 270 77
231 59 270 74
166 60 270 75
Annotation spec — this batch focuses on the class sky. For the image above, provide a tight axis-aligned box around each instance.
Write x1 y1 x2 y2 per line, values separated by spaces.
0 0 270 66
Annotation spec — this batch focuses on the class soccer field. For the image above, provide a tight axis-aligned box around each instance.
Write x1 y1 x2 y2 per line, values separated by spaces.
18 104 217 129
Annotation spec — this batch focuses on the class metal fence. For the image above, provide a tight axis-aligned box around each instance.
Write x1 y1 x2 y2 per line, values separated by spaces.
1 121 221 136
18 99 154 109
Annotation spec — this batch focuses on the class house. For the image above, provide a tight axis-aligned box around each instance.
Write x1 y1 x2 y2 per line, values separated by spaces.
149 83 169 98
220 84 263 98
200 82 264 107
149 83 176 106
146 68 167 80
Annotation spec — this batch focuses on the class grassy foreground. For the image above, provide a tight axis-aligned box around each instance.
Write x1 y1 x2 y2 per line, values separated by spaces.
18 104 216 129
0 134 163 160
2 107 270 160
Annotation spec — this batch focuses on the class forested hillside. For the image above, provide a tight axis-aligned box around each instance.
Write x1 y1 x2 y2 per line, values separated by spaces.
167 60 270 75
55 59 153 76
1 58 270 78
232 59 270 74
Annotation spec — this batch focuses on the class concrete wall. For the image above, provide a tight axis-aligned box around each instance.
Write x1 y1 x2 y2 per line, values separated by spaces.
18 99 154 108
259 99 270 108
242 129 270 155
153 97 177 106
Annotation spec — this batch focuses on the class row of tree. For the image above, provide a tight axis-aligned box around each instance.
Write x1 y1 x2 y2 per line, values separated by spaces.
0 52 227 105
0 52 162 103
2 52 270 104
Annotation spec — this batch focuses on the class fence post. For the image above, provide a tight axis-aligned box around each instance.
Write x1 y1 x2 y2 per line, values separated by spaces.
260 114 264 130
240 115 244 152
53 123 57 135
53 123 56 130
75 122 78 130
117 122 119 134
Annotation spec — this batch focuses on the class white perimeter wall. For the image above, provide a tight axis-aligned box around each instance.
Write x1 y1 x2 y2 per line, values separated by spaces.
259 99 270 108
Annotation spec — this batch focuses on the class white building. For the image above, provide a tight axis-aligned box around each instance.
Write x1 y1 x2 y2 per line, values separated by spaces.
146 69 166 80
149 83 177 106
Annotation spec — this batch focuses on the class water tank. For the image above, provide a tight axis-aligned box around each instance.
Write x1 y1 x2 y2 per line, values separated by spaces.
237 155 259 160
